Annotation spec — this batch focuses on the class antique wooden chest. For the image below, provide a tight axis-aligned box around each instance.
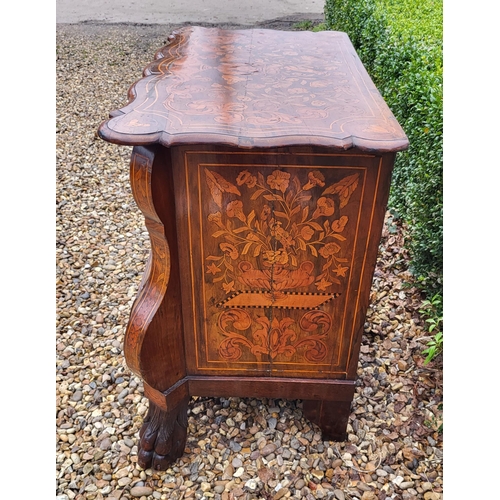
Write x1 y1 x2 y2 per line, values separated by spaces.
98 26 408 470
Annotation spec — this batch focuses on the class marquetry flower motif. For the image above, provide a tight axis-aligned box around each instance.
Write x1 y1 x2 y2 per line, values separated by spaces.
319 242 341 259
222 280 236 293
303 170 326 190
236 170 257 188
204 167 360 293
208 211 223 225
312 197 335 219
267 170 291 193
300 225 315 241
269 221 295 250
315 277 333 291
220 243 239 260
331 215 348 233
221 75 246 84
334 264 349 277
206 262 221 275
226 200 246 222
260 205 272 221
262 249 289 266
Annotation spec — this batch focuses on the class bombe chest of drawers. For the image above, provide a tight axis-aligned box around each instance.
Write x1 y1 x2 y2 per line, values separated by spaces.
98 26 408 470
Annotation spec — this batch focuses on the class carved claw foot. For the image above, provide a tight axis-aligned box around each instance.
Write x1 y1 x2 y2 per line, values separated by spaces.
137 399 189 470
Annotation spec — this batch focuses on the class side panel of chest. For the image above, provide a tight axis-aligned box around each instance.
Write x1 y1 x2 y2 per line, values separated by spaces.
172 149 387 379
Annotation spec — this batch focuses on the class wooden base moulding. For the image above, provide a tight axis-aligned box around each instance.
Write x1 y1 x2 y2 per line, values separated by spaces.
140 376 354 470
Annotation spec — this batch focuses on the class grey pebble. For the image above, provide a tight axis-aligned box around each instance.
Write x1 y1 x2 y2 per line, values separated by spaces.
118 388 129 399
334 490 345 500
260 443 277 457
399 481 414 490
71 390 83 402
99 437 112 451
229 441 242 452
295 479 305 489
357 482 373 492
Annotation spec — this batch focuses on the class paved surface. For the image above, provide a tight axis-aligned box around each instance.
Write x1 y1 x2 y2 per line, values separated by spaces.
56 0 325 25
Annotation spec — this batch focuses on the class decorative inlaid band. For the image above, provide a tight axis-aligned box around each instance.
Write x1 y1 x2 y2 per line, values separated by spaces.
217 290 341 309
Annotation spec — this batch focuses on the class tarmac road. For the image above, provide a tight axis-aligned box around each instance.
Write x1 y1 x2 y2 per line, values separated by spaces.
56 0 325 26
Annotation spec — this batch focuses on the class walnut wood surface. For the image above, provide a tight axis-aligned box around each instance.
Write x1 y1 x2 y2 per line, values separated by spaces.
98 27 408 152
303 400 352 441
125 146 186 393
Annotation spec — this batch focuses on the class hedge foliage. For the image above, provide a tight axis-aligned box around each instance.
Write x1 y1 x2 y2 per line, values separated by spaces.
324 0 443 298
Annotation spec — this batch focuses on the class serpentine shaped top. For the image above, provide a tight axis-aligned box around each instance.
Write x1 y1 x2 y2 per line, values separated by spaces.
98 26 409 152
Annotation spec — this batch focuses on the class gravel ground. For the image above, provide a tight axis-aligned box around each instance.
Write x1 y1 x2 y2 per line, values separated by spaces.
56 23 443 500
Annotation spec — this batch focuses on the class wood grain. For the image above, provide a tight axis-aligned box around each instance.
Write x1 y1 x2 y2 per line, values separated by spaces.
98 27 408 152
125 146 186 392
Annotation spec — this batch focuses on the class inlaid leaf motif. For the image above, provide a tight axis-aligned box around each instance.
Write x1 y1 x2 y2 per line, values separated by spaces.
322 173 359 208
219 308 252 331
301 206 309 222
205 169 241 208
250 189 266 200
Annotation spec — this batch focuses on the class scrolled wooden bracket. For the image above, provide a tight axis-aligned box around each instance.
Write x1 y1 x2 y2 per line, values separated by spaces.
124 145 186 393
123 148 170 378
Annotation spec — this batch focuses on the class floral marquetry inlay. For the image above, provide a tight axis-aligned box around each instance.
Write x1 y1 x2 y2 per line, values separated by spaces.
98 27 409 152
205 167 359 297
194 161 365 366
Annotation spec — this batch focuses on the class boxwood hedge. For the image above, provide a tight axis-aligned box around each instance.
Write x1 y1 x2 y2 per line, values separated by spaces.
324 0 443 299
